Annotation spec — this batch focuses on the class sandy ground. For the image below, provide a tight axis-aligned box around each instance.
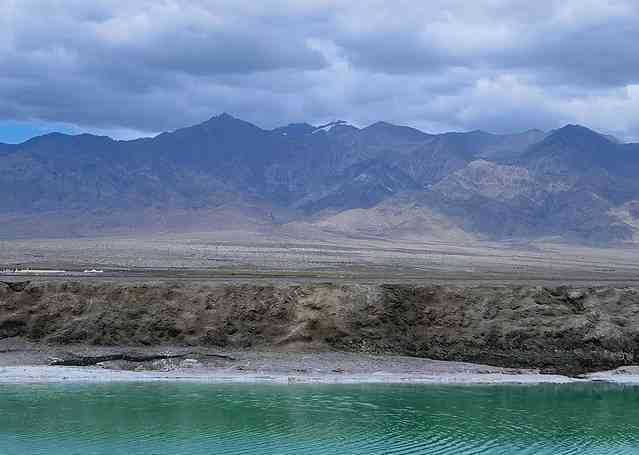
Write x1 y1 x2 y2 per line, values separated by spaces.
1 340 637 385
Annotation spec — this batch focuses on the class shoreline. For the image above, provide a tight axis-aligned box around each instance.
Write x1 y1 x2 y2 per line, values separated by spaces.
1 345 638 385
2 366 639 385
0 366 579 385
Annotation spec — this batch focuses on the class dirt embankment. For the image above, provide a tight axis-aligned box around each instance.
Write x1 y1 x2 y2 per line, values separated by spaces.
1 282 638 375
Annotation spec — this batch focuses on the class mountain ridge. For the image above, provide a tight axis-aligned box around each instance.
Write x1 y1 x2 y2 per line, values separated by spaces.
1 114 638 243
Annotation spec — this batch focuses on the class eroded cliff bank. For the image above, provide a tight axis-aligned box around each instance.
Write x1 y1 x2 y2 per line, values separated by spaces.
1 282 638 375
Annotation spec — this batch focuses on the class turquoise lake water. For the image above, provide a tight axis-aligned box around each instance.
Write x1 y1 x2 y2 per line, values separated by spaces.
1 382 638 454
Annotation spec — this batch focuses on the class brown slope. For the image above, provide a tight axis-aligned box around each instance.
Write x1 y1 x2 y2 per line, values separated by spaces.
2 282 638 375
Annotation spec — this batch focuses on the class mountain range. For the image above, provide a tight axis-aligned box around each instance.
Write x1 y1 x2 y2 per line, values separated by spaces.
1 113 638 243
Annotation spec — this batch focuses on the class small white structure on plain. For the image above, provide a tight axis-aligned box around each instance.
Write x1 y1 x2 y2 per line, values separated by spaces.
83 269 104 274
14 269 67 274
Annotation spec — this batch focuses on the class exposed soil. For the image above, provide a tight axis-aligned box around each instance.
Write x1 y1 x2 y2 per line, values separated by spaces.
1 281 639 376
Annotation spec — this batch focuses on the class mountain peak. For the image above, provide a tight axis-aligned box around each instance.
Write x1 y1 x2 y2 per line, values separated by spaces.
554 124 600 136
199 112 242 125
560 123 589 130
216 112 236 120
194 112 263 132
20 132 78 147
365 121 394 129
546 124 613 145
361 121 431 141
518 123 623 171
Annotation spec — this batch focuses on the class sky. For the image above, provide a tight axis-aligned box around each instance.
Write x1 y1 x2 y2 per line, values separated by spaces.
1 0 638 143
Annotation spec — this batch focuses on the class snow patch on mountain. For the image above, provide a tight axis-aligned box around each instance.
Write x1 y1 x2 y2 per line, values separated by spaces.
312 120 355 134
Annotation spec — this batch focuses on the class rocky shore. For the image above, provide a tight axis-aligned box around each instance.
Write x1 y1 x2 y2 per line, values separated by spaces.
1 281 639 379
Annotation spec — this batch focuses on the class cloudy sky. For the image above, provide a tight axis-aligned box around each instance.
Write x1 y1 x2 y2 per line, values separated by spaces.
1 0 638 142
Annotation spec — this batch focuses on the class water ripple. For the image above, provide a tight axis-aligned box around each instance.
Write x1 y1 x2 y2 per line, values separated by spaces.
1 383 638 454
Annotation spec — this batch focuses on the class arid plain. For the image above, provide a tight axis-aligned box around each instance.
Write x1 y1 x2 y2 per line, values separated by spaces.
2 229 639 285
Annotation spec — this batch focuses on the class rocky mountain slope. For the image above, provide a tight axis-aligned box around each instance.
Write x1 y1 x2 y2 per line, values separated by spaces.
1 114 638 242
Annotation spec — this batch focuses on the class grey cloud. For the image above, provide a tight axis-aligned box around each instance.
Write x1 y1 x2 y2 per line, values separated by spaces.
332 2 639 88
518 21 639 87
0 0 638 140
336 32 462 75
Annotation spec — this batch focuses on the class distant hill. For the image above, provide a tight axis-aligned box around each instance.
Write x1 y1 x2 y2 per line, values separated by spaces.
1 114 638 243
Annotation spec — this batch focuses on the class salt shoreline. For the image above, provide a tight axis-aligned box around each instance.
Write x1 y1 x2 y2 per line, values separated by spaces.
2 341 638 386
1 365 638 385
